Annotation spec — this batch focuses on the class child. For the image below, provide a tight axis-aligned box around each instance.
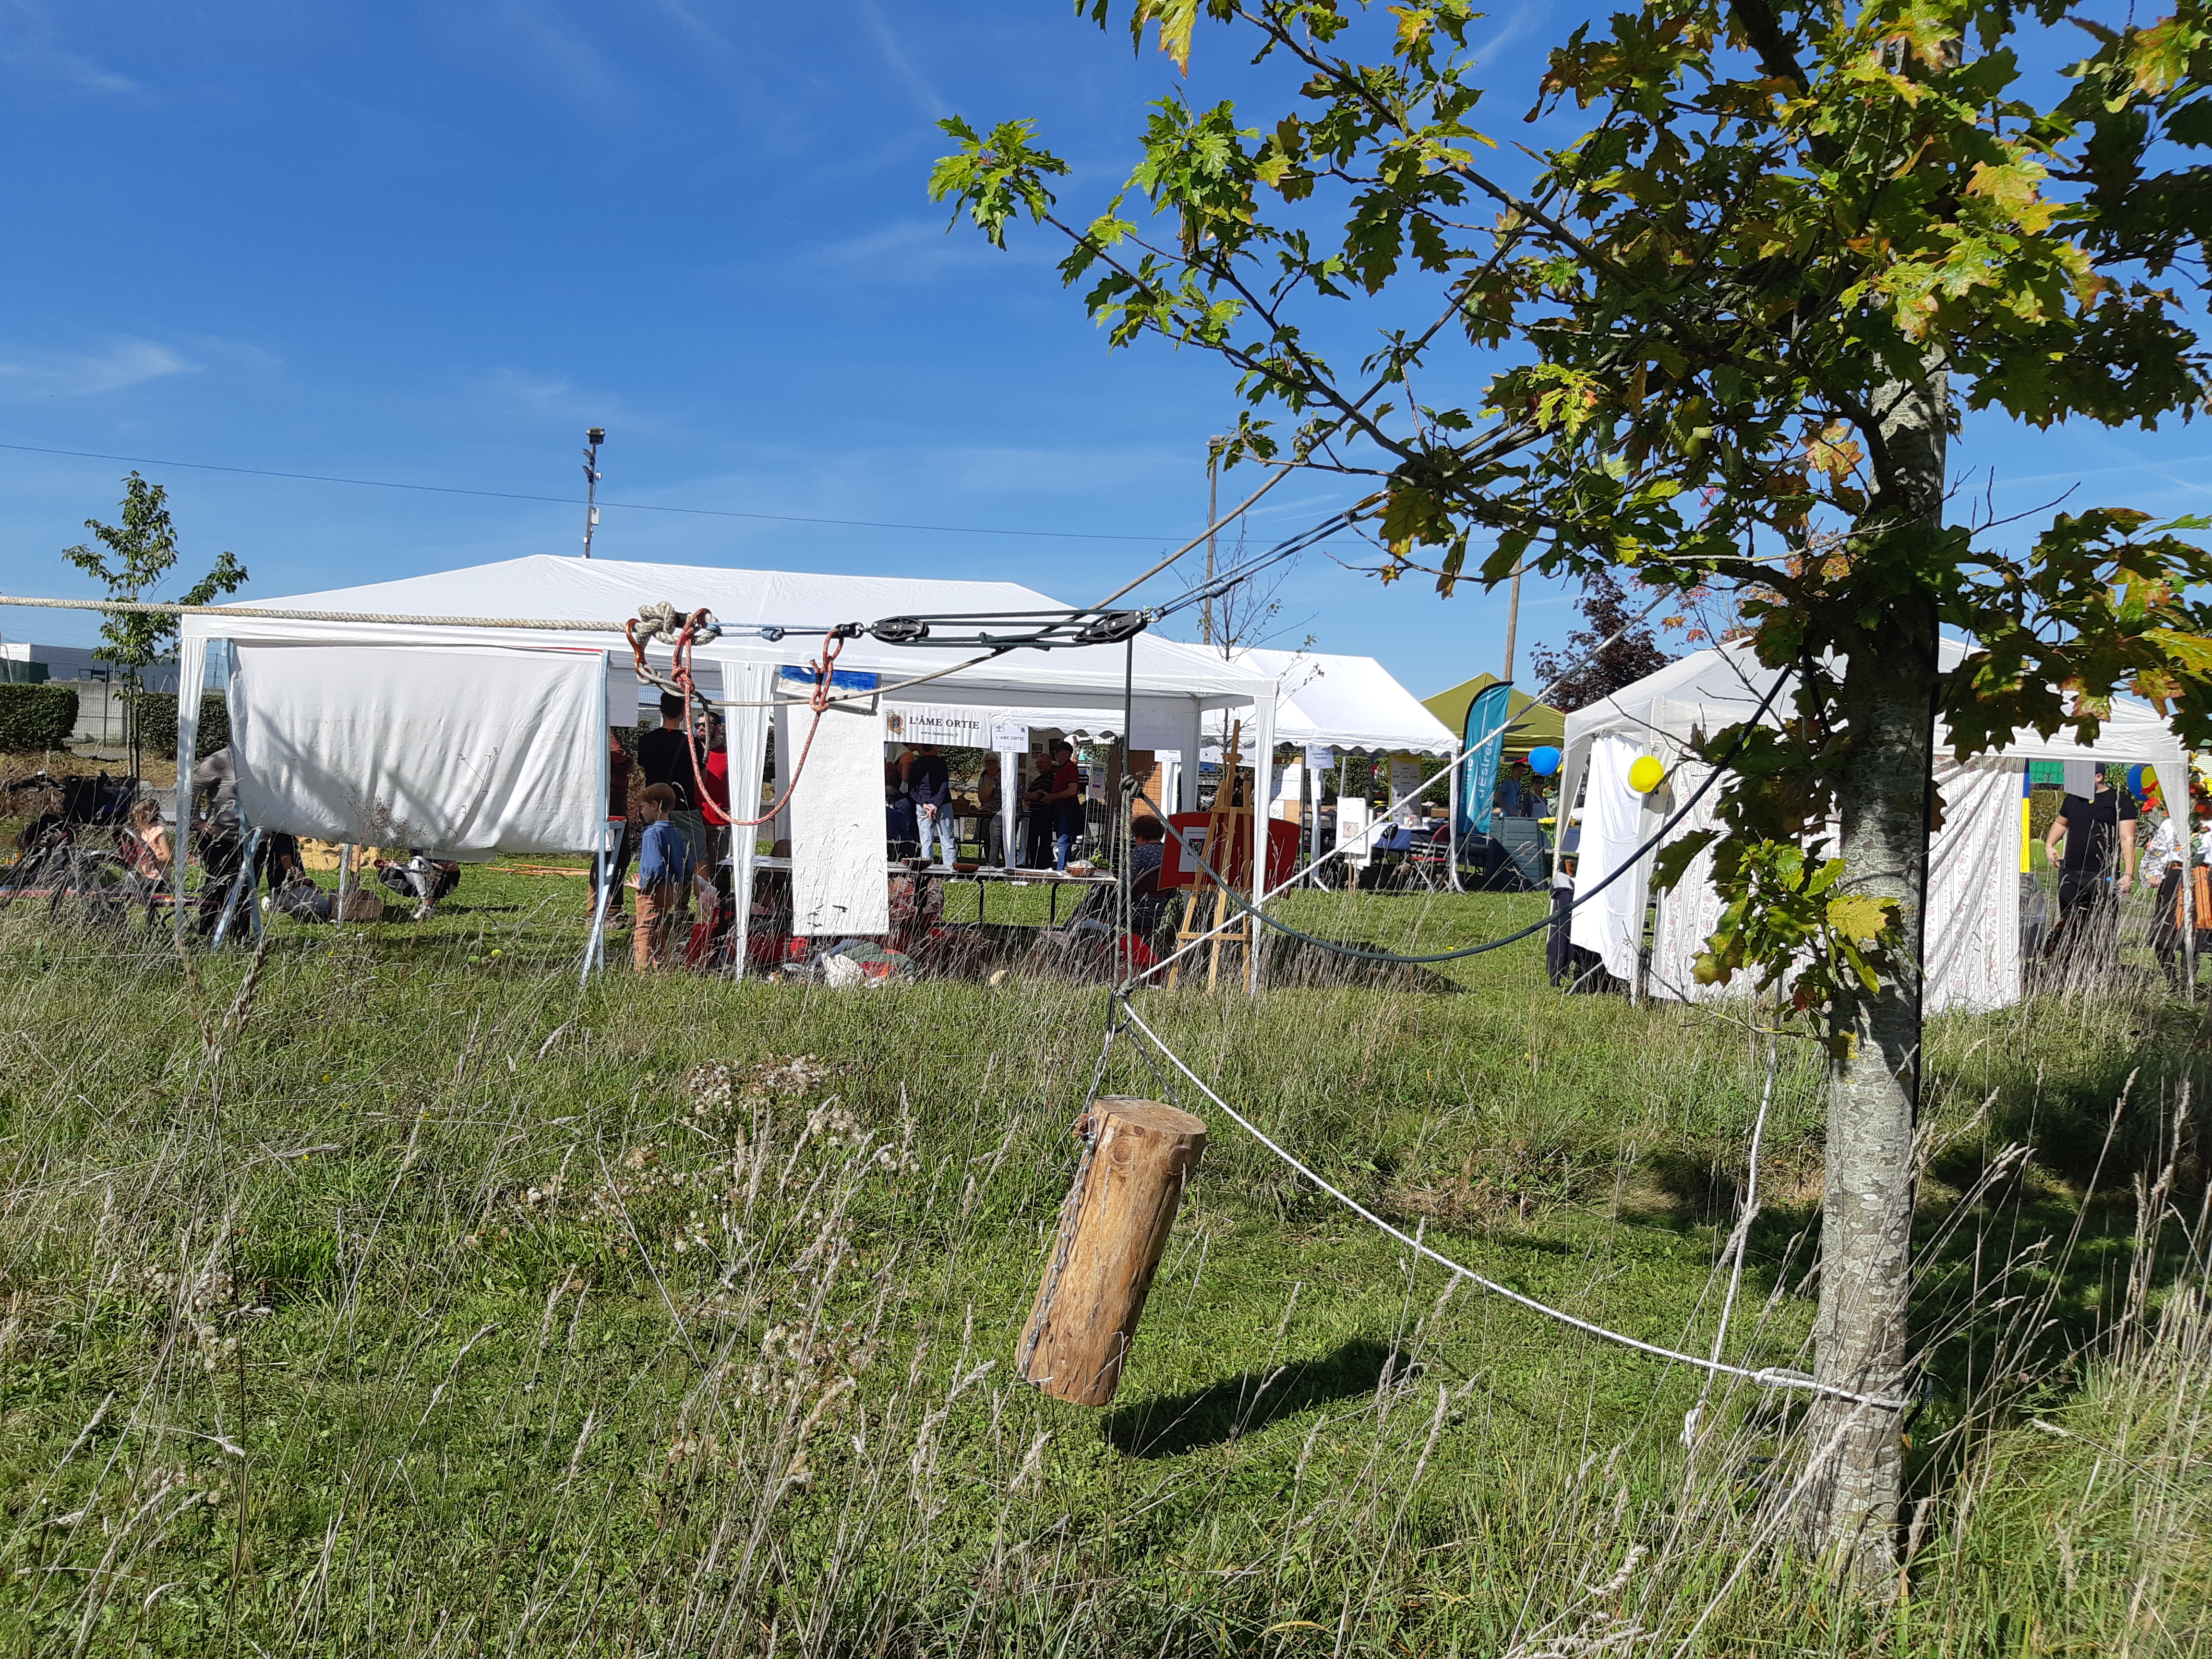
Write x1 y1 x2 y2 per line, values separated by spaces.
632 782 694 971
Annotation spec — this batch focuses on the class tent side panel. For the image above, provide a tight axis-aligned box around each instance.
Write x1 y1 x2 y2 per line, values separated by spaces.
1925 757 2022 1015
790 698 891 938
1570 734 1651 981
1648 761 1729 1003
228 643 607 856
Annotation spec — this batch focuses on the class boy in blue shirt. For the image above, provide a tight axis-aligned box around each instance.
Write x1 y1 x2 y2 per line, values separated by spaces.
633 783 694 972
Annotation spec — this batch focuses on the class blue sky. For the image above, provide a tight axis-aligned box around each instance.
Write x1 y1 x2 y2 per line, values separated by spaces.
1 1 2206 700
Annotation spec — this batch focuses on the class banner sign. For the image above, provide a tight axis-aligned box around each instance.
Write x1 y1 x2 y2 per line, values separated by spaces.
885 704 985 746
1459 680 1515 842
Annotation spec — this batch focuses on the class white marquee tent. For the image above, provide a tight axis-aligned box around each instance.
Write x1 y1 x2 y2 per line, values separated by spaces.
175 555 1279 966
1203 648 1456 755
1196 647 1455 861
1556 639 2191 1013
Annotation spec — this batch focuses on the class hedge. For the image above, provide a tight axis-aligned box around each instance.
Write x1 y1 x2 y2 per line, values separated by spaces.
0 685 80 752
129 691 231 760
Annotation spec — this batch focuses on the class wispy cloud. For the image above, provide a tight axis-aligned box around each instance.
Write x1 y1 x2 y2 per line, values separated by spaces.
855 0 945 120
0 0 134 93
0 339 195 399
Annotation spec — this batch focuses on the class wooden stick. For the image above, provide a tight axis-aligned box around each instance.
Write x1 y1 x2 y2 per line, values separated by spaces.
1018 1097 1207 1406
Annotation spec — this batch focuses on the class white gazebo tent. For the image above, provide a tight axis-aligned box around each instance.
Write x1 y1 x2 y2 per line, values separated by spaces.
175 554 1279 971
1554 639 2191 1012
1202 647 1456 867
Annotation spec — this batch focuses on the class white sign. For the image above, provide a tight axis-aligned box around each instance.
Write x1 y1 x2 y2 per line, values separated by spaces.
886 704 985 747
991 721 1029 754
1390 756 1425 805
1152 748 1182 765
1335 796 1373 864
1305 743 1334 776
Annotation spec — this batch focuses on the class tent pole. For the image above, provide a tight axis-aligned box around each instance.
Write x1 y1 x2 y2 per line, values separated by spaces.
2186 787 2198 1002
172 635 210 948
583 823 616 988
1447 743 1466 892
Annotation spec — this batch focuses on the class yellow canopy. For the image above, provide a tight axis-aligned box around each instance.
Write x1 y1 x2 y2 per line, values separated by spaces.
1422 673 1566 760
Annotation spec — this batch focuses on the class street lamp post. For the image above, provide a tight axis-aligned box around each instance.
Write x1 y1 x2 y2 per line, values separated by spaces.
581 427 606 559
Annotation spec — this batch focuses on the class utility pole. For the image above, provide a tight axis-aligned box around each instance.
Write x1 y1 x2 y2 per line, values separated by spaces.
580 427 605 559
1203 435 1226 649
1501 563 1523 681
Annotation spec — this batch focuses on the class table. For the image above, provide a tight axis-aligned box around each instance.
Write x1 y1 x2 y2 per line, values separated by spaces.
749 857 1117 925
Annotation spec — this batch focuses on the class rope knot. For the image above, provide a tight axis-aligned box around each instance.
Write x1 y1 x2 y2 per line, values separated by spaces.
634 601 685 644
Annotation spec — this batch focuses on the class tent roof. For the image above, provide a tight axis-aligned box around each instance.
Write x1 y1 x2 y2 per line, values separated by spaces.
1565 638 2186 766
1199 647 1455 754
185 554 1273 704
1422 673 1566 758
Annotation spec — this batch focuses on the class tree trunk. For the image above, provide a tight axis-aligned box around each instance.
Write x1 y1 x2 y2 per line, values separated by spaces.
1801 371 1945 1582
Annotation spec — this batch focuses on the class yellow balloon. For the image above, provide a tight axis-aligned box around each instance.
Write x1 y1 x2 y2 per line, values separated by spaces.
1628 755 1666 794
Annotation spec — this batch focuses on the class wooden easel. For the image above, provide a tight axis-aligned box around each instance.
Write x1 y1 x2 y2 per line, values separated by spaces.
1168 721 1252 989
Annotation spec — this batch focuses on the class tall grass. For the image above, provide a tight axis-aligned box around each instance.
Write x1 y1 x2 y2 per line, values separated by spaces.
0 877 2202 1655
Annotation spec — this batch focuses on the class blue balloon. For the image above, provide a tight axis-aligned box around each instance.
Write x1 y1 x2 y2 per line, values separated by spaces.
1528 745 1563 777
2127 764 2146 797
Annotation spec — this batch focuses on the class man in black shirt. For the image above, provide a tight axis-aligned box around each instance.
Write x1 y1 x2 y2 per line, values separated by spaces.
2043 770 2137 967
636 692 702 806
636 691 709 872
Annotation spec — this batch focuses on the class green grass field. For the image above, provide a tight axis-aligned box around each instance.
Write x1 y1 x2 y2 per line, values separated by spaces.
0 870 2204 1655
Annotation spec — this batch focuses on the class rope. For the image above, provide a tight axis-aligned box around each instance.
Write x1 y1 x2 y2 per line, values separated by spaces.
626 613 851 831
1112 998 1906 1411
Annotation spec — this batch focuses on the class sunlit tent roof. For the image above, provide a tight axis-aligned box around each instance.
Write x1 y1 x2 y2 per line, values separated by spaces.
190 555 1273 704
1563 637 2186 765
1422 673 1565 758
1202 647 1455 754
174 556 1283 868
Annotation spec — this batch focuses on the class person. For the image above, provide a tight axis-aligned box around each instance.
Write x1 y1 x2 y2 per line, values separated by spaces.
2043 769 2138 971
699 711 734 869
632 782 694 972
906 743 957 866
638 692 712 873
590 728 636 921
190 746 248 930
1128 813 1168 879
2143 794 2212 981
1024 740 1084 871
266 834 334 922
121 796 171 881
885 749 918 856
977 760 1004 864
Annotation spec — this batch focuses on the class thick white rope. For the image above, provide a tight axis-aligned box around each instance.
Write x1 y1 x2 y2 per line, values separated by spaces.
1114 999 1907 1410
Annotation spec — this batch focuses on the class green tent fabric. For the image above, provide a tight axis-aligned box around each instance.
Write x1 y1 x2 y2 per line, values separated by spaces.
1421 673 1566 759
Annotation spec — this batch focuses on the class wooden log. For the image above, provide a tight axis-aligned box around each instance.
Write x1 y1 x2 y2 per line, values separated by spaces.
1018 1097 1206 1406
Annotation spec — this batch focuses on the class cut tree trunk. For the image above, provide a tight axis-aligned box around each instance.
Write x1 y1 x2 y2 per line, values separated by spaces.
1018 1098 1206 1406
1801 371 1946 1581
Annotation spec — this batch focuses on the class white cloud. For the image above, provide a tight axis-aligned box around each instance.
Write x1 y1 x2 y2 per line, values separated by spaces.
0 1 135 93
0 339 195 399
855 0 945 120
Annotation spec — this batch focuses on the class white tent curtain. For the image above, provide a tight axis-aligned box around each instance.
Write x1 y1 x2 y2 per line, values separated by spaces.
1569 735 1653 981
224 642 610 855
721 660 774 976
790 693 891 937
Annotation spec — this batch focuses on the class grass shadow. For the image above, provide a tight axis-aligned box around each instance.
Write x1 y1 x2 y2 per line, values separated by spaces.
1105 1336 1403 1458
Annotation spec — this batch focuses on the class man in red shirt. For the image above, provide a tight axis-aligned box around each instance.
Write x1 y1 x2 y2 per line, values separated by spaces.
1023 740 1084 870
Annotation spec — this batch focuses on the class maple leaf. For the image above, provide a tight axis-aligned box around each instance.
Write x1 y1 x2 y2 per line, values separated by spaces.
1826 894 1894 944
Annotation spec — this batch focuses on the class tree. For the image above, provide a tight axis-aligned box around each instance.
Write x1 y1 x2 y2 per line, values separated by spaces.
63 472 247 776
932 0 2212 1578
1528 568 1673 711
